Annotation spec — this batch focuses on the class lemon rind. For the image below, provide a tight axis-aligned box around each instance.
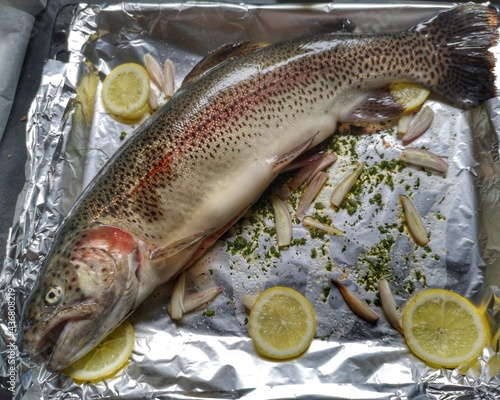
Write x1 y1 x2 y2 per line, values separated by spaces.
64 320 135 382
102 63 150 118
402 289 487 368
249 286 316 360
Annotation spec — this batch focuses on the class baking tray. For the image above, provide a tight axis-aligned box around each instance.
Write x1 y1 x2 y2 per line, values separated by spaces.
1 2 499 399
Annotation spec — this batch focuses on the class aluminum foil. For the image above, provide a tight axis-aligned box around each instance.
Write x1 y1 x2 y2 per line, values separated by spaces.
1 2 500 399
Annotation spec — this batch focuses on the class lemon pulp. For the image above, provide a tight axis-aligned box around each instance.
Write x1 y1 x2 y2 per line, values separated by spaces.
101 63 150 119
63 319 135 382
402 289 488 369
390 82 430 113
249 286 316 360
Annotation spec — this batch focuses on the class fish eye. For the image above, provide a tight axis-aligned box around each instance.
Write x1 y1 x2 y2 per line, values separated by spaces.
44 286 64 306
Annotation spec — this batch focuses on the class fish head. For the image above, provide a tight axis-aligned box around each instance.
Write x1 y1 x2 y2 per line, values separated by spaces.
20 225 140 371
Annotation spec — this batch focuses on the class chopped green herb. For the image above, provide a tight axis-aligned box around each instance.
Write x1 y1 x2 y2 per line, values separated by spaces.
309 229 326 240
404 280 416 294
203 308 215 317
369 193 384 208
311 248 318 259
314 202 325 210
357 236 395 292
291 238 307 246
341 197 361 215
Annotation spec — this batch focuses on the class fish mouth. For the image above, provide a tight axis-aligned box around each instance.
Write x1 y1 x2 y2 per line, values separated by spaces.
33 305 98 370
36 318 83 369
46 319 87 371
38 319 71 355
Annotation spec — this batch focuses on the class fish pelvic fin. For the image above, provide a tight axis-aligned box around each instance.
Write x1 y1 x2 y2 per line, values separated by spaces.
415 4 499 109
149 230 215 261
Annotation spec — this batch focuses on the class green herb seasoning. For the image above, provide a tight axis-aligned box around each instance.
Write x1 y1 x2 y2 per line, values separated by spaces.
310 229 326 240
404 280 416 294
322 285 331 303
203 308 215 317
369 193 384 208
357 236 395 292
341 197 361 216
291 238 307 246
311 248 318 259
314 202 325 211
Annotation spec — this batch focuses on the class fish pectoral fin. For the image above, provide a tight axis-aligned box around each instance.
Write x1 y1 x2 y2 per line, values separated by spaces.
340 88 404 123
182 41 269 86
269 136 316 172
149 230 214 261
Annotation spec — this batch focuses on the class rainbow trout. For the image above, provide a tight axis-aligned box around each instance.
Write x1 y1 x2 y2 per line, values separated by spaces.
20 5 498 370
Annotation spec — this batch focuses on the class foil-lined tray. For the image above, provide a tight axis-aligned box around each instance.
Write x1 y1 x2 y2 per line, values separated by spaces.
1 2 500 399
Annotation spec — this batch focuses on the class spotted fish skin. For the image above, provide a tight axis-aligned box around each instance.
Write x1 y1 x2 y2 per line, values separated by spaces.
20 5 498 371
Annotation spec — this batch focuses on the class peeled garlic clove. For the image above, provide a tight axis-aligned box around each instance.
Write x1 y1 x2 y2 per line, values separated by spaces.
148 88 159 111
401 106 434 145
289 153 337 191
242 293 258 311
168 271 186 320
163 58 176 98
331 278 379 324
397 113 414 138
302 216 344 236
183 286 223 314
399 147 448 175
400 195 429 246
304 153 337 187
271 195 293 248
330 163 364 208
378 279 404 335
144 53 165 90
295 172 328 220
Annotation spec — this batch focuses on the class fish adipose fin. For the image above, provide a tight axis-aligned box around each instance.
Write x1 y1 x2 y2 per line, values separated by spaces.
415 4 499 108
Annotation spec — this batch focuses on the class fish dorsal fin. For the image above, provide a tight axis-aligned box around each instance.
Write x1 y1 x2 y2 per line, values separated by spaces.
340 88 405 123
182 41 268 86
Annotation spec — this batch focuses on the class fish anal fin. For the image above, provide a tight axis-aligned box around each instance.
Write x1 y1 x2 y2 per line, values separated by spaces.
341 88 404 123
182 41 268 86
270 136 315 172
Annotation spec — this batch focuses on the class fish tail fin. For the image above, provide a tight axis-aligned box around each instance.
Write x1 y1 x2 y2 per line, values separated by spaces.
416 5 499 108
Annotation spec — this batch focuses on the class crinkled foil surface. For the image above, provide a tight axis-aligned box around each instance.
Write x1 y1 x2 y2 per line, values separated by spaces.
1 2 500 399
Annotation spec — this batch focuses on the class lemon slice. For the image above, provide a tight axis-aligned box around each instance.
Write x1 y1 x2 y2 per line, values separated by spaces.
102 63 150 119
402 289 488 369
249 286 316 360
63 320 135 382
390 83 430 113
